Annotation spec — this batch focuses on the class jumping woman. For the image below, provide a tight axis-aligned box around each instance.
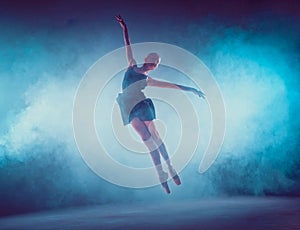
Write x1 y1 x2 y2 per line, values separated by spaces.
116 15 205 194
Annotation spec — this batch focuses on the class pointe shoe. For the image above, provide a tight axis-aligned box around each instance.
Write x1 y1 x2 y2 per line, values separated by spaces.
169 167 181 185
158 171 170 194
161 181 170 194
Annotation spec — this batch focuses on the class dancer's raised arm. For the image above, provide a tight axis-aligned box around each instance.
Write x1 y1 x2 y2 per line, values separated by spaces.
116 15 136 67
147 77 205 98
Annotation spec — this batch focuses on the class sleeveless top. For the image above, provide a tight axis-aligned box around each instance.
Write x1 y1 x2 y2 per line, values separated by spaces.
117 66 155 125
121 66 147 104
122 66 147 90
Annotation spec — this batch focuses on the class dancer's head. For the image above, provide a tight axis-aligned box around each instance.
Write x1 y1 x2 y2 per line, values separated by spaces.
143 52 161 71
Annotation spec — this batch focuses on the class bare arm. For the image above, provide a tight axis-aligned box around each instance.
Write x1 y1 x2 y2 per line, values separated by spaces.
115 15 136 66
147 77 205 98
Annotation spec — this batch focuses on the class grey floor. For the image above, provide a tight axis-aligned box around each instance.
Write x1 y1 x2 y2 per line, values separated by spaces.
0 197 299 230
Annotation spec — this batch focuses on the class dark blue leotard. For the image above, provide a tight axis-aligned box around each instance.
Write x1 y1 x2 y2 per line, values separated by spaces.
117 66 156 125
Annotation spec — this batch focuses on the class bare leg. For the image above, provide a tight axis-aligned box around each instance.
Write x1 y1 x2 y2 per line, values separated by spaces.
144 121 171 165
130 118 170 193
130 118 160 164
145 121 181 185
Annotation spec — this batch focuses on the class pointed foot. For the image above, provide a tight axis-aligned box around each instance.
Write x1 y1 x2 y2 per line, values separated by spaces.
161 182 171 194
169 166 181 185
172 174 181 185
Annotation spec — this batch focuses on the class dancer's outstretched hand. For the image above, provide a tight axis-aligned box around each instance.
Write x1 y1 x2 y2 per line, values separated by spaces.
192 88 205 99
115 14 126 29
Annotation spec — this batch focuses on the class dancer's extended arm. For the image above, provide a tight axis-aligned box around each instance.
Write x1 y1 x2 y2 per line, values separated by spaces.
116 15 136 66
147 77 205 98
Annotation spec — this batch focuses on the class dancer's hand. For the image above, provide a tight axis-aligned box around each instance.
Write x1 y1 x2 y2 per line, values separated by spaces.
192 88 205 99
115 14 126 29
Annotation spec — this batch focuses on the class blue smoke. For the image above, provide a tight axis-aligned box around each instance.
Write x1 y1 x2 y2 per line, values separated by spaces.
0 11 299 216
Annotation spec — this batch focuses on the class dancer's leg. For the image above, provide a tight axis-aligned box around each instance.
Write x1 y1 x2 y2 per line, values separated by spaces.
145 120 181 185
144 121 170 163
130 118 170 192
130 117 160 164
